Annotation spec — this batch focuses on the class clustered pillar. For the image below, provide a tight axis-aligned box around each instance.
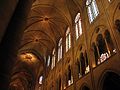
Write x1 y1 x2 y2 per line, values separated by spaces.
0 0 35 89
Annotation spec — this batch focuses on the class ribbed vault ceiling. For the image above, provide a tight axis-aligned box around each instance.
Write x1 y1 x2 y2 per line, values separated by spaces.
20 0 82 58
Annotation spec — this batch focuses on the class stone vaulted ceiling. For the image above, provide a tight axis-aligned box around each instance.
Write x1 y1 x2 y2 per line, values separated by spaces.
19 0 84 60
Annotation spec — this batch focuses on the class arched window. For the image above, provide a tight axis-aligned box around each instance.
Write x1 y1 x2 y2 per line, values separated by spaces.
47 55 51 66
73 52 90 78
66 27 71 52
75 13 82 39
51 48 56 69
86 0 99 23
104 30 116 55
39 76 43 84
97 34 108 64
58 38 62 61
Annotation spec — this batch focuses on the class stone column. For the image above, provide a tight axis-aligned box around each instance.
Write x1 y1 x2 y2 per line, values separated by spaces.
0 0 35 89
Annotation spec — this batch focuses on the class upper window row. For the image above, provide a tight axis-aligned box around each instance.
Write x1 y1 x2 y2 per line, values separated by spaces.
86 0 99 23
86 0 111 23
47 0 112 69
50 24 80 69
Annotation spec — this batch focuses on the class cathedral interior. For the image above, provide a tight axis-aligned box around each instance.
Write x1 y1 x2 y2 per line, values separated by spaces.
0 0 120 90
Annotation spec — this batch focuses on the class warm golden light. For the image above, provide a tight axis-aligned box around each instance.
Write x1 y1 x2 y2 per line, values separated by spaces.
92 64 96 68
19 53 37 63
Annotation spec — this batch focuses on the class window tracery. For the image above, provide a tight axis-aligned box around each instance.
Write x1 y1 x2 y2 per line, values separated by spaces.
92 30 116 67
86 0 99 23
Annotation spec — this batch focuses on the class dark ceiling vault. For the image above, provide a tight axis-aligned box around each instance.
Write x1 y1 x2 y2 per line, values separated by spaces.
19 0 81 59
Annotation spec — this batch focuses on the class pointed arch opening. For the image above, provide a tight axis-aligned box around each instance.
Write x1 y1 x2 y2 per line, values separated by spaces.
75 13 82 39
100 72 120 90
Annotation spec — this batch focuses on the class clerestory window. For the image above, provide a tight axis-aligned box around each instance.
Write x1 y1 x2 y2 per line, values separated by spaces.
66 27 71 52
86 0 99 23
75 13 82 39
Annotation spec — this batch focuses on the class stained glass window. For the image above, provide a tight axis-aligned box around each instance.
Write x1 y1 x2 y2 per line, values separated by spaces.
75 13 82 39
51 48 55 69
39 76 43 84
86 0 99 23
66 27 71 52
58 38 62 61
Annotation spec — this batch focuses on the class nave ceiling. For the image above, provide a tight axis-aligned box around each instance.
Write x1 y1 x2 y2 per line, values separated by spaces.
19 0 85 64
